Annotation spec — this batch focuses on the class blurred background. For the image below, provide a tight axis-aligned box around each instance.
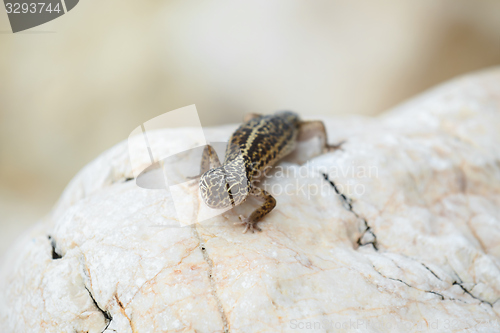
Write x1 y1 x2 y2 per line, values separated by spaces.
1 0 500 256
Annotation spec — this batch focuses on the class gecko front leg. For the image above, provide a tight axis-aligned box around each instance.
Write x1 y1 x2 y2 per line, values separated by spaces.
236 186 276 233
189 144 221 180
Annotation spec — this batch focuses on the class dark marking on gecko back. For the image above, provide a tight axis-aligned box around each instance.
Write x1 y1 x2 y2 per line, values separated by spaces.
199 111 301 210
224 111 300 180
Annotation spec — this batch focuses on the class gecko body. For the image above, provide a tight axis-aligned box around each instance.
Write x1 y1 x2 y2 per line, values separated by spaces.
197 111 336 232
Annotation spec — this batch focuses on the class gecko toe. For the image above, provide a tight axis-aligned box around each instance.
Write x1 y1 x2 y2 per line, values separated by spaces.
325 140 345 153
237 215 261 233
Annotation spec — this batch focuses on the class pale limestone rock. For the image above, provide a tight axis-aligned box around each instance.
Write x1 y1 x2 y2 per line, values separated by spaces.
1 68 500 333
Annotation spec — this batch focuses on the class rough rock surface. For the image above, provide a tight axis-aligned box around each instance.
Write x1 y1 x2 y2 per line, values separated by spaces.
1 69 500 332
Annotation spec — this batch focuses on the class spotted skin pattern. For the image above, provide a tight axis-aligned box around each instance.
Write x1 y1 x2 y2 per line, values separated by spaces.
198 111 334 233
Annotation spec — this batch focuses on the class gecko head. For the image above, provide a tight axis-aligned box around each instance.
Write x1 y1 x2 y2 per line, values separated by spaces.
199 166 249 209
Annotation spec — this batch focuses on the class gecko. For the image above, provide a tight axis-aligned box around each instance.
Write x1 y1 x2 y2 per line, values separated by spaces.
194 111 341 233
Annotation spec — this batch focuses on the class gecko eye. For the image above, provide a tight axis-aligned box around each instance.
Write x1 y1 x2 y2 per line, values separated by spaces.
199 168 233 209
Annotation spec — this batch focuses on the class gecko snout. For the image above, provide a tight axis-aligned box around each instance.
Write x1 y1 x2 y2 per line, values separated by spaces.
199 168 233 209
199 165 250 210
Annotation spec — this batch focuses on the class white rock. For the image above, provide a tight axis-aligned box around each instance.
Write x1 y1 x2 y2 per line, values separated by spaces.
1 69 500 332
